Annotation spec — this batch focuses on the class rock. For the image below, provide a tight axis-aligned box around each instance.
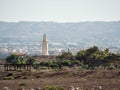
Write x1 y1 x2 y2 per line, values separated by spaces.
68 86 75 90
3 87 9 90
36 87 42 90
74 86 83 90
98 86 102 90
75 86 79 90
29 88 34 90
92 85 103 90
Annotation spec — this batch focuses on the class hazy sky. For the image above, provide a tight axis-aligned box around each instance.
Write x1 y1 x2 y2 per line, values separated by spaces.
0 0 120 22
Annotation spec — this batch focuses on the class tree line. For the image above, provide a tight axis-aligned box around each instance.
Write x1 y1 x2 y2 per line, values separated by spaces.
5 46 120 70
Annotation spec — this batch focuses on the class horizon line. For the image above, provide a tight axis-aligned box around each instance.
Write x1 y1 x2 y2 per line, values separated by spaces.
0 20 120 23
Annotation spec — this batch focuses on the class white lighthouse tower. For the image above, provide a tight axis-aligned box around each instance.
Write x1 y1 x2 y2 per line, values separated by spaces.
42 34 49 55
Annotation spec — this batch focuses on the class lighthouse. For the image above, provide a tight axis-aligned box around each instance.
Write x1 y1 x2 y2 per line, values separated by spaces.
42 34 49 55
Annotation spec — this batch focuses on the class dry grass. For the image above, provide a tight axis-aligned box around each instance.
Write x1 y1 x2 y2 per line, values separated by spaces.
0 70 120 90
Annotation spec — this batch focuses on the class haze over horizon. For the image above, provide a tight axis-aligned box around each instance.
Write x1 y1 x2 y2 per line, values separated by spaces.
0 0 120 22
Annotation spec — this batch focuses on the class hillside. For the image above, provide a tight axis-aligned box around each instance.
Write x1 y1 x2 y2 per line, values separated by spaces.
0 21 120 48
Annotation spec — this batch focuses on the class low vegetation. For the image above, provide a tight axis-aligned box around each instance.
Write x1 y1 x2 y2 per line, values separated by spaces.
44 85 65 90
22 76 28 79
38 46 120 70
3 76 14 80
19 82 27 86
5 46 120 70
7 72 14 76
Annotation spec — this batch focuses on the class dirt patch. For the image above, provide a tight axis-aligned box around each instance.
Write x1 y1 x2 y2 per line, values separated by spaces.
0 70 120 90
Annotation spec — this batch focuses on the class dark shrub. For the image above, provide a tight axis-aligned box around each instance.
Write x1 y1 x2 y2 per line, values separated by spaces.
7 73 13 76
3 76 14 80
19 82 26 86
15 75 21 79
22 76 28 79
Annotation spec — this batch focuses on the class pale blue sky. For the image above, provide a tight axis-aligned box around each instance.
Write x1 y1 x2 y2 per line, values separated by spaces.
0 0 120 22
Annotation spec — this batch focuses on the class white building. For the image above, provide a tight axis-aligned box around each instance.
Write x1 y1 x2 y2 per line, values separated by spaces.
42 34 49 55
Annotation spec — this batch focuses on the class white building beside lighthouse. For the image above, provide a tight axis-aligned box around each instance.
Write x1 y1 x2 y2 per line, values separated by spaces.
42 34 49 55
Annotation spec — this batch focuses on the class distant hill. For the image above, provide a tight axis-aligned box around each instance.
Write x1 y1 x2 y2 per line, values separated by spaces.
0 21 120 48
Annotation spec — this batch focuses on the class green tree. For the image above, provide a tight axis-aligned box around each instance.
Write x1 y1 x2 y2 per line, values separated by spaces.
27 57 36 65
76 50 86 62
72 60 82 66
76 46 108 68
12 58 25 64
6 54 25 64
104 53 120 66
104 48 109 53
61 60 72 67
6 54 18 63
39 62 49 67
86 46 99 53
49 63 59 69
58 52 73 60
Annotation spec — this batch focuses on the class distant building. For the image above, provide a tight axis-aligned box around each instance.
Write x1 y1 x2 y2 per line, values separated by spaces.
12 52 25 56
12 52 26 58
42 34 49 55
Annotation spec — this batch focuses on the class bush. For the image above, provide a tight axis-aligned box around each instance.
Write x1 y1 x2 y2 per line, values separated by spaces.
36 75 41 78
59 52 73 60
3 76 14 80
44 85 65 90
15 75 22 79
108 65 116 70
50 63 59 69
22 76 28 79
90 66 98 70
39 67 49 70
7 73 13 76
72 60 82 66
82 65 89 69
40 62 49 67
61 60 72 67
19 82 26 86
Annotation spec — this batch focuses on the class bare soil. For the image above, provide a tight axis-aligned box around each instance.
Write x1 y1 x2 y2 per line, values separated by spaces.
0 70 120 90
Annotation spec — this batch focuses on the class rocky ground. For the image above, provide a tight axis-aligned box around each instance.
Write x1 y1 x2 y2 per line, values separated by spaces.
0 70 120 90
